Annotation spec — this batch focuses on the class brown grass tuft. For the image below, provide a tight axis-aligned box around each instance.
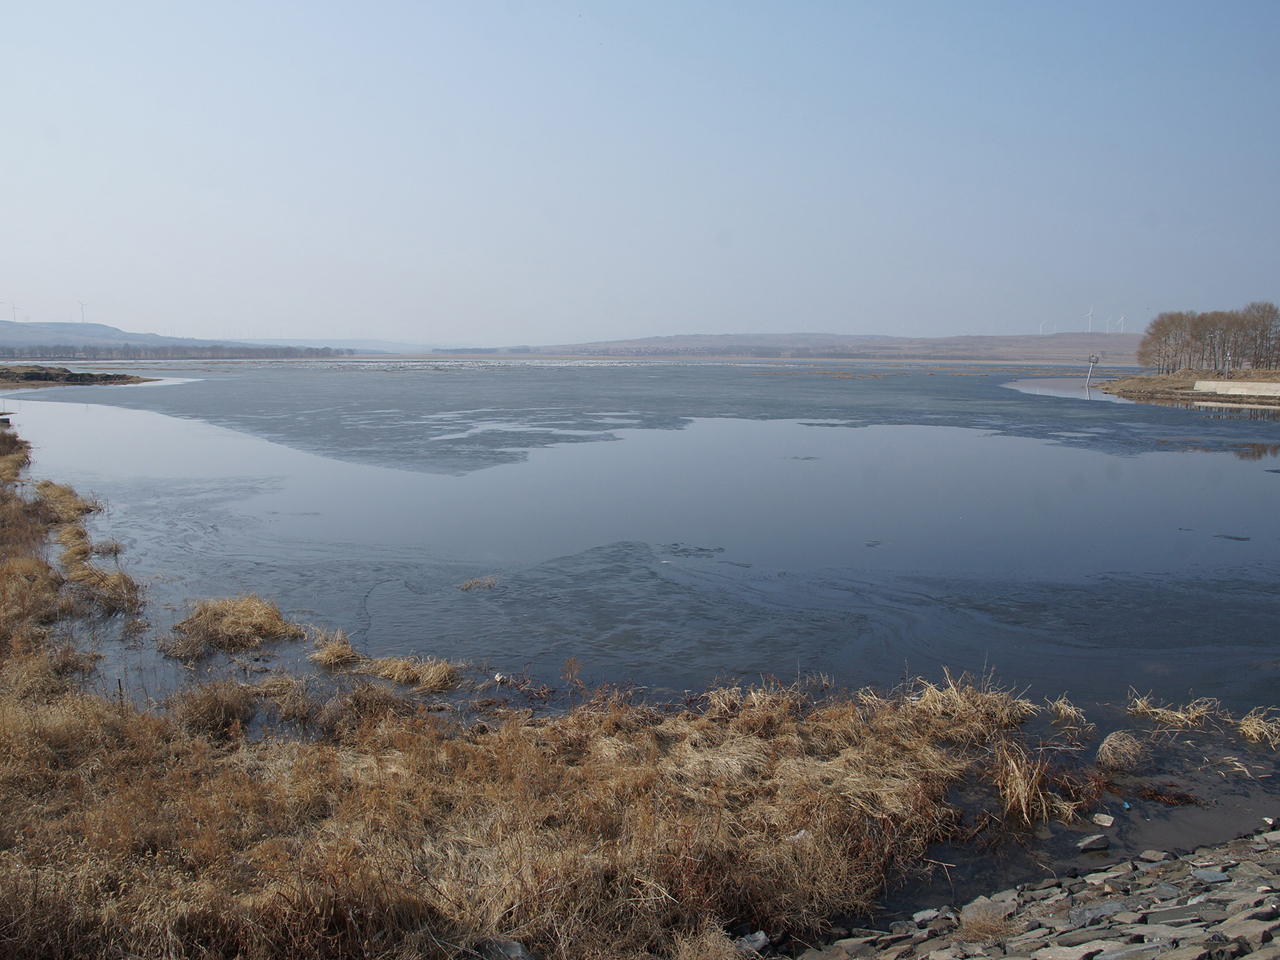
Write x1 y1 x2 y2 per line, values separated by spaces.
673 921 744 960
1128 691 1222 728
1046 694 1096 736
167 680 258 739
33 479 100 523
992 737 1076 824
1096 730 1145 772
65 564 143 616
0 425 31 482
91 538 124 558
358 655 461 693
0 556 63 649
308 628 364 669
163 595 304 661
958 909 1022 944
255 673 321 727
1237 708 1280 748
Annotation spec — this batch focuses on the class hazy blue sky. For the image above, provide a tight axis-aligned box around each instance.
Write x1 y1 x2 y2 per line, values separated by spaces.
2 2 1277 346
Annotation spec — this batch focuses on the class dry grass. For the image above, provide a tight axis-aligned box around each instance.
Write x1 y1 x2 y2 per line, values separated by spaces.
163 594 305 662
992 737 1077 824
0 660 1091 960
0 425 31 482
957 910 1022 944
33 479 100 523
48 506 142 617
255 673 322 727
167 679 259 739
1096 730 1146 773
460 575 498 591
1237 708 1280 748
65 564 143 615
359 655 461 693
309 627 364 668
310 630 462 694
1046 694 1096 737
1128 692 1222 728
91 538 124 558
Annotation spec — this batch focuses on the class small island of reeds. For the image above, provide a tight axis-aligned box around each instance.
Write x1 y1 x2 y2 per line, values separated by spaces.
0 364 156 389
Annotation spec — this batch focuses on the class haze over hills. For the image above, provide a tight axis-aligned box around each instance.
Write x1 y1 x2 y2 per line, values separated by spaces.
522 332 1143 364
0 321 1143 364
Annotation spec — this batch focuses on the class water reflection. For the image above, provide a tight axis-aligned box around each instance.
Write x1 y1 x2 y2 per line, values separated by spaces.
1002 377 1132 403
8 389 1280 713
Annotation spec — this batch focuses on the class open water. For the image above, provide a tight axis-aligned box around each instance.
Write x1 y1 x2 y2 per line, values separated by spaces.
5 359 1279 712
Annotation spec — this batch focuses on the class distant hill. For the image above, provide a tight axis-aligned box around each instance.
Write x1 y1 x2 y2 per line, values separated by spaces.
0 322 355 360
0 320 223 349
237 337 433 354
528 332 1143 364
0 323 429 356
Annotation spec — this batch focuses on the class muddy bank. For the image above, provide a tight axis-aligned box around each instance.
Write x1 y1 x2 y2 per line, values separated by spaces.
1101 374 1280 409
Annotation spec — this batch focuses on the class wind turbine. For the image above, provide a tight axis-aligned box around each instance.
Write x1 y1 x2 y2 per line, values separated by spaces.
1105 315 1113 333
1039 319 1048 334
1085 305 1094 333
1118 315 1125 333
78 301 88 323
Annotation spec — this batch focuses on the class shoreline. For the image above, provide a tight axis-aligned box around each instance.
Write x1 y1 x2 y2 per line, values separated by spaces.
780 823 1280 960
1099 374 1280 409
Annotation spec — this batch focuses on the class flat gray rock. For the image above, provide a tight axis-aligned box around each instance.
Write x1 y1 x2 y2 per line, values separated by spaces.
1069 897 1141 927
1093 943 1174 960
1190 869 1229 883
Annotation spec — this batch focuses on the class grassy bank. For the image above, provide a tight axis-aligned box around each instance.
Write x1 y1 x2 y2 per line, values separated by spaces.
0 421 1276 960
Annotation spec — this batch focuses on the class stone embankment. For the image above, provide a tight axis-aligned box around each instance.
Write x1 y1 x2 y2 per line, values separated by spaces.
754 824 1280 960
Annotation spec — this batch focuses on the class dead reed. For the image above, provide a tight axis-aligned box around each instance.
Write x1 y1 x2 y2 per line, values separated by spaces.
1128 692 1223 728
957 908 1022 944
1237 707 1280 748
0 425 31 482
309 629 462 693
162 594 305 661
0 663 1086 960
309 627 364 668
359 655 461 692
1045 694 1096 737
33 479 100 524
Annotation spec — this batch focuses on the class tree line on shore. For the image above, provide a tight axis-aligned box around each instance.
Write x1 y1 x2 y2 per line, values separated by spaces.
0 343 358 360
1138 301 1280 374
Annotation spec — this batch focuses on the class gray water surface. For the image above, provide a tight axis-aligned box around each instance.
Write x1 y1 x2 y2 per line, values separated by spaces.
8 359 1279 709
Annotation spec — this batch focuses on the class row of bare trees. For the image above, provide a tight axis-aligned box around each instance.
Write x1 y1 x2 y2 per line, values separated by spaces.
1137 301 1280 374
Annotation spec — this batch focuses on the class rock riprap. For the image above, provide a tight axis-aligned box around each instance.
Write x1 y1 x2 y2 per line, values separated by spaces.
748 825 1280 960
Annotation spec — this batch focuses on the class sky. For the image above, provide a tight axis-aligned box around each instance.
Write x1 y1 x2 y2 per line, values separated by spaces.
1 2 1278 347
